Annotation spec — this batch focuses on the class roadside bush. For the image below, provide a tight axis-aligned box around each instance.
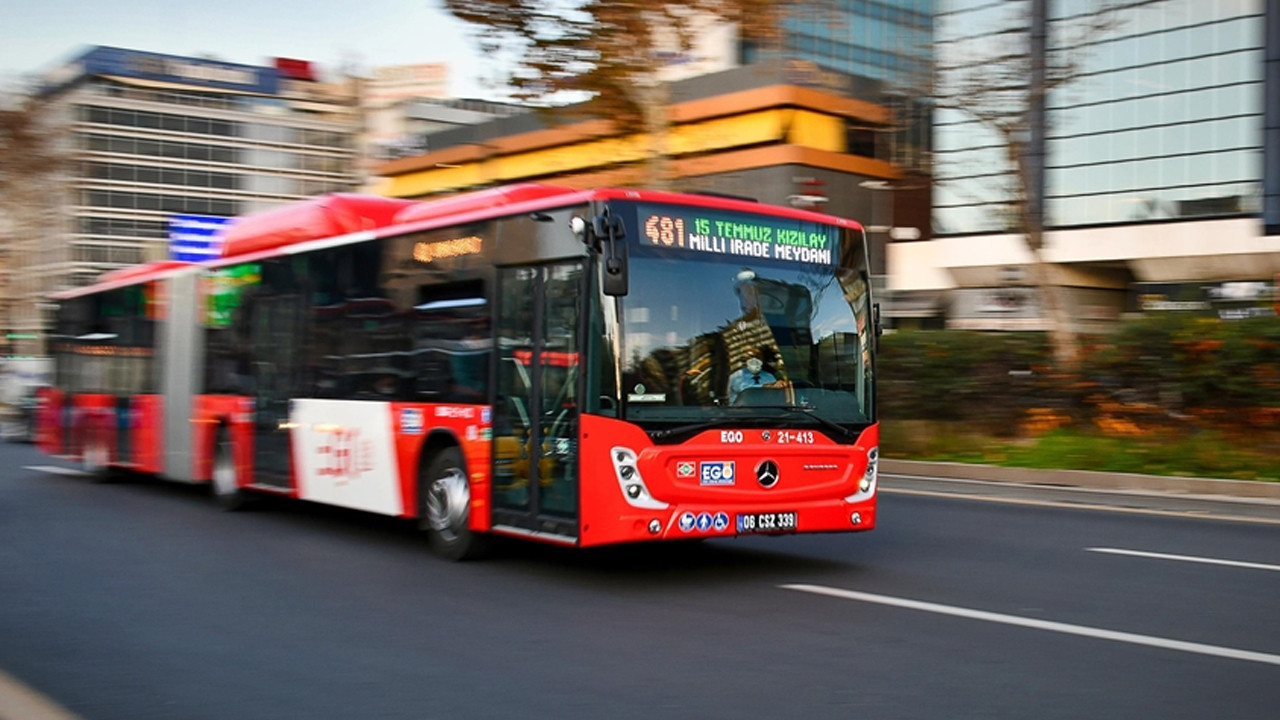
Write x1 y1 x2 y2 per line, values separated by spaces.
878 330 1057 436
878 314 1280 436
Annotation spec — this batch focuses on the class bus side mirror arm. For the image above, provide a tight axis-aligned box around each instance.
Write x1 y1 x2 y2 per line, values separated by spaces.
873 302 883 345
591 211 629 297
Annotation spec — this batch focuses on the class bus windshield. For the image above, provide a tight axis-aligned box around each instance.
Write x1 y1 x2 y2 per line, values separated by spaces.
616 202 874 439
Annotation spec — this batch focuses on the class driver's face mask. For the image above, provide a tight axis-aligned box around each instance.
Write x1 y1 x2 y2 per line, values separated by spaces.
746 358 763 374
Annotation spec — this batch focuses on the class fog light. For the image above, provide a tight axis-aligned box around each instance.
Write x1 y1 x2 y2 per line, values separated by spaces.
611 445 668 510
850 512 862 526
648 519 661 534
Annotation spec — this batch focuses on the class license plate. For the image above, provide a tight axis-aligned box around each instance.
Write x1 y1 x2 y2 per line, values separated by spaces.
736 511 797 534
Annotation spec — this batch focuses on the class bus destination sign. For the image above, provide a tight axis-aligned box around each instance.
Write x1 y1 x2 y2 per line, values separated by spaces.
639 205 837 265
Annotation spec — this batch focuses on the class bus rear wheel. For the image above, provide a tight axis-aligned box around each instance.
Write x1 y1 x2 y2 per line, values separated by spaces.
421 446 485 561
211 427 248 511
82 432 112 483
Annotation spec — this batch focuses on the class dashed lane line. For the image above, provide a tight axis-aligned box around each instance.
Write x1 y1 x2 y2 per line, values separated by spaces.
1087 547 1280 573
782 583 1280 667
22 466 89 477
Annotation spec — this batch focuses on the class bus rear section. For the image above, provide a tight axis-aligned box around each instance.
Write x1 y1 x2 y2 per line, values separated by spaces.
41 262 195 478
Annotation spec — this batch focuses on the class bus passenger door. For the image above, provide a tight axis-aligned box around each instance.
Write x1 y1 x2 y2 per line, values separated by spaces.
249 289 304 487
491 262 583 542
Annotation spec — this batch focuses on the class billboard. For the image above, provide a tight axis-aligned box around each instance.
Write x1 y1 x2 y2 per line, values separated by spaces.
43 46 278 96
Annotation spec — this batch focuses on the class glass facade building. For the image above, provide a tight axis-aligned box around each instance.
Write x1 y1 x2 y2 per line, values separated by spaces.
744 1 935 169
765 0 934 89
934 0 1266 235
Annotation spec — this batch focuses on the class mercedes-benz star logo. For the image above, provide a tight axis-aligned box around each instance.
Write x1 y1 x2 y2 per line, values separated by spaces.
756 460 779 488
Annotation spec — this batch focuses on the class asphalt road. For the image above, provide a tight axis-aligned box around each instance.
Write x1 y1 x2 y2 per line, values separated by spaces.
2 441 1278 720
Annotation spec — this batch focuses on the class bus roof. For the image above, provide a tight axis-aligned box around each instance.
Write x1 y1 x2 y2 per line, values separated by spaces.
51 260 196 300
54 185 867 298
381 184 863 241
219 193 417 258
392 184 580 225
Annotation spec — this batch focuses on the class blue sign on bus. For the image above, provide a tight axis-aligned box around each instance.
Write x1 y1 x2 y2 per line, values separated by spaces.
169 215 232 262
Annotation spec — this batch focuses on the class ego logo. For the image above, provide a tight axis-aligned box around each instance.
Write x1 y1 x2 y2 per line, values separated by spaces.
699 461 736 486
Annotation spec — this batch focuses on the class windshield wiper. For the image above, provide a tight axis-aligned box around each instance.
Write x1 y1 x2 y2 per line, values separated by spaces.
752 405 859 440
648 420 732 441
648 407 860 441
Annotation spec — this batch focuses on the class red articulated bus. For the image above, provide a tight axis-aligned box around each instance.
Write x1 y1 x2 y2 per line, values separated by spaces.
39 185 880 559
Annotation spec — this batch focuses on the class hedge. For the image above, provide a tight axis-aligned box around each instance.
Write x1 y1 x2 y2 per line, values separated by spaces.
878 314 1280 437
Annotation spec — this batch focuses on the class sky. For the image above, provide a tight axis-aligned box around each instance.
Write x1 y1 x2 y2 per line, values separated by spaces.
0 0 499 98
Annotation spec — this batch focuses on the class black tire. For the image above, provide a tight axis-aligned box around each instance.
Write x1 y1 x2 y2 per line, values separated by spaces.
420 446 486 561
211 426 249 511
82 428 114 484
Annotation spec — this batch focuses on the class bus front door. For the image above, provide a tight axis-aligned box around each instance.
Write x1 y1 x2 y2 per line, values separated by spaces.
491 262 582 543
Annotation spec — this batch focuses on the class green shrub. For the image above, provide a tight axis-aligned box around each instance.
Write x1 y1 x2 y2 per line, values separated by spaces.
878 315 1280 433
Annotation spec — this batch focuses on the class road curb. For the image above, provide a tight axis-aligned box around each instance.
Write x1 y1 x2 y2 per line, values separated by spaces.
881 459 1280 503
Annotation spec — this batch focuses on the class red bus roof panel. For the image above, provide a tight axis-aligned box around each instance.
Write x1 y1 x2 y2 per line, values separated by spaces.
393 184 580 225
220 194 418 258
51 260 197 300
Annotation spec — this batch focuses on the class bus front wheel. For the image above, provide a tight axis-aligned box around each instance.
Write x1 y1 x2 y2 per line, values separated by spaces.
421 446 485 561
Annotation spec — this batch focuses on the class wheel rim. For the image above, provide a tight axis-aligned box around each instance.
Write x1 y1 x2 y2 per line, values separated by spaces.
213 439 236 497
426 467 469 542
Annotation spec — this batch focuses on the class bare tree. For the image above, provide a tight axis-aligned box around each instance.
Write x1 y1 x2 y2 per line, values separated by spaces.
441 0 784 188
0 94 64 356
933 0 1121 366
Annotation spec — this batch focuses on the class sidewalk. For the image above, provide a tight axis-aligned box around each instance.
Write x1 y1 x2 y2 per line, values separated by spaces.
880 459 1280 523
882 459 1280 500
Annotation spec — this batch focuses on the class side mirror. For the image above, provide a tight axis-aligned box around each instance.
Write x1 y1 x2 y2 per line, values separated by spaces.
602 245 629 297
593 212 629 297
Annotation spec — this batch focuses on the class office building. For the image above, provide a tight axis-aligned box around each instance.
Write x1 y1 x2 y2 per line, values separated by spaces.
370 60 898 274
9 47 360 354
896 0 1279 330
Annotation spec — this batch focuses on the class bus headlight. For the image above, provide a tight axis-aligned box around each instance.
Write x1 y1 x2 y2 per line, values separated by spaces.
611 447 668 510
846 446 878 502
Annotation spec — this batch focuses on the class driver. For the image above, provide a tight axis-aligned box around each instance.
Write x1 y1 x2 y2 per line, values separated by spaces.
728 347 777 404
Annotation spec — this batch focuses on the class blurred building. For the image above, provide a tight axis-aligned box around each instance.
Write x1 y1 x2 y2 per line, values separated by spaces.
747 0 934 170
368 60 899 279
364 96 528 164
896 0 1280 330
10 46 361 355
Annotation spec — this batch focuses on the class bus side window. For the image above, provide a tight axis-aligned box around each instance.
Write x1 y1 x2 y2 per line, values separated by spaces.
413 282 489 404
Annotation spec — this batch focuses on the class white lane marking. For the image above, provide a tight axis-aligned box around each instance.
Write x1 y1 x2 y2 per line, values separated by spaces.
25 465 90 477
781 584 1280 667
878 486 1280 526
1087 547 1280 573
